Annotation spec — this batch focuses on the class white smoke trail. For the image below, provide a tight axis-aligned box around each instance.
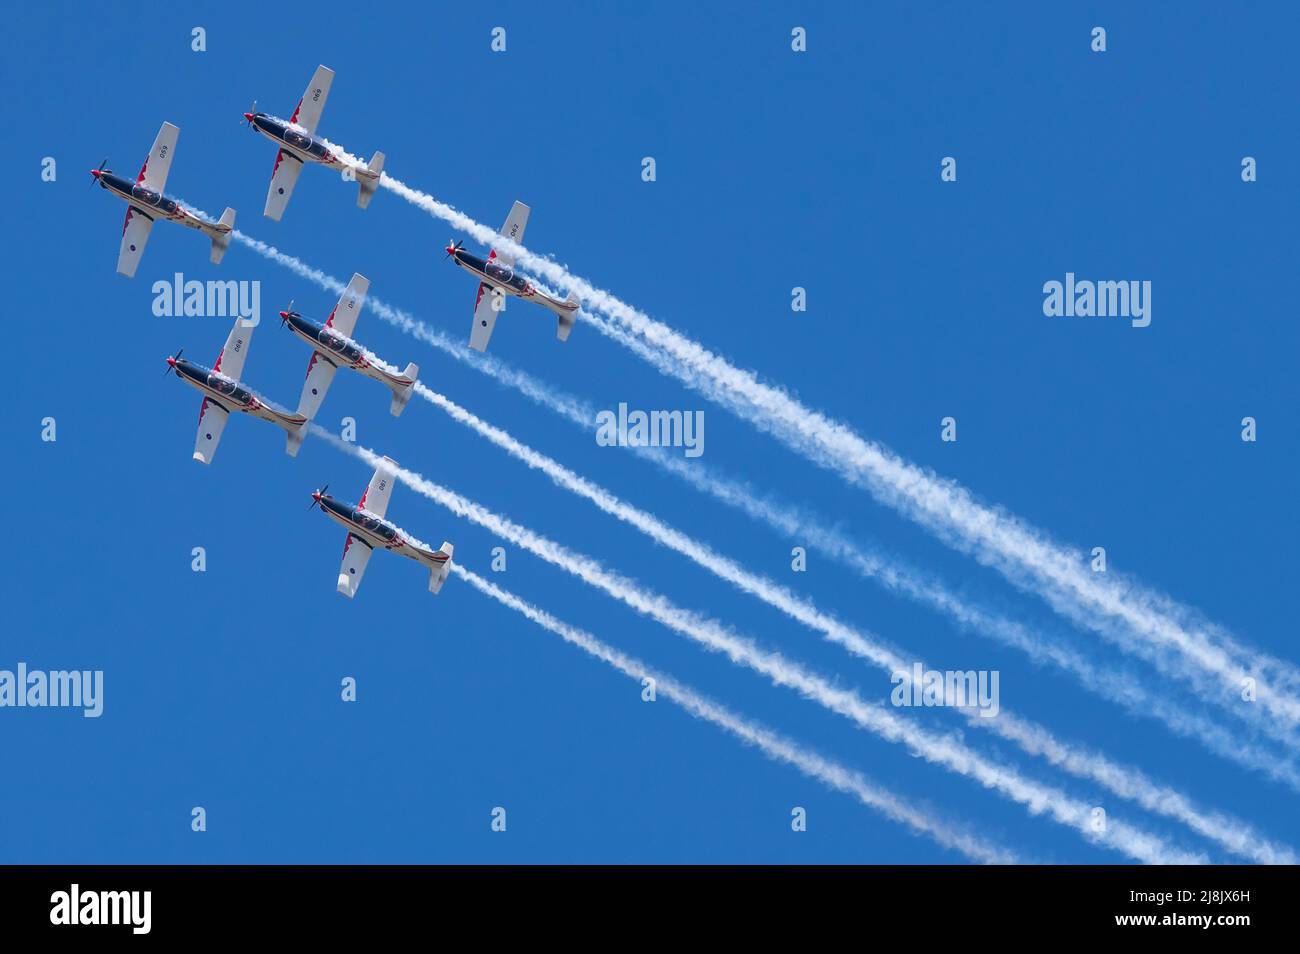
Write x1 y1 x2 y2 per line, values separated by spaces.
313 428 1206 865
311 159 1300 727
223 228 1300 783
988 711 1294 864
581 313 1300 726
450 564 1017 864
228 230 595 425
650 448 1300 781
410 383 1295 863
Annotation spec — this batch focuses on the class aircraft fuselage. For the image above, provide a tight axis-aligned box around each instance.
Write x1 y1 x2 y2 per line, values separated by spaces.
247 113 379 180
94 172 223 235
282 312 413 392
449 249 577 316
315 494 448 568
248 114 339 166
169 357 303 429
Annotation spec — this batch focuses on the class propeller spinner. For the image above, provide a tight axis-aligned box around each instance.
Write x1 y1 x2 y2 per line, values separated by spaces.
164 348 184 376
310 484 330 510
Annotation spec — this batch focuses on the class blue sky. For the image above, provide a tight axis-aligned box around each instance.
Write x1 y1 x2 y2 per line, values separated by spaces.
1 2 1296 862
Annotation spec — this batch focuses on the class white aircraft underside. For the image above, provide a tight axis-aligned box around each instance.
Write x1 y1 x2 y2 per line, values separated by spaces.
93 121 235 277
167 317 307 464
246 65 384 221
446 200 579 352
312 457 453 598
282 273 419 420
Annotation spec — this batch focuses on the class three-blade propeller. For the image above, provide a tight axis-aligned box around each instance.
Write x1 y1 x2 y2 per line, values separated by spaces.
89 157 108 187
279 300 296 327
444 239 465 260
309 484 330 511
164 348 184 376
242 101 258 128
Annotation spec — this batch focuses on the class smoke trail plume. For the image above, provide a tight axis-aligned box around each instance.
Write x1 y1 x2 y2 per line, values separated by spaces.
452 563 1019 864
224 226 1300 785
314 429 1207 865
410 383 1295 863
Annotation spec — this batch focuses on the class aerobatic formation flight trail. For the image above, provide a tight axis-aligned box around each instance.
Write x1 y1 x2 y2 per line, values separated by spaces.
87 65 587 603
86 59 1296 872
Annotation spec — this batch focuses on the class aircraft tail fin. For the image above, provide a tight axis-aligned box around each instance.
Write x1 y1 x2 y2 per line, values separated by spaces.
556 293 578 342
283 416 308 457
209 207 236 264
389 362 419 417
358 151 384 209
429 541 454 594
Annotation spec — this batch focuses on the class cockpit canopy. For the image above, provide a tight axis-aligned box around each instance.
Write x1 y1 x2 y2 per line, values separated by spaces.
205 372 251 404
483 260 527 292
130 184 179 215
355 510 398 542
314 327 365 365
280 126 330 160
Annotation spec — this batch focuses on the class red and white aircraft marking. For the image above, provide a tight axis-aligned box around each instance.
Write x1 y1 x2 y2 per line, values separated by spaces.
91 122 235 278
165 317 308 464
444 201 579 352
242 65 384 221
310 458 454 599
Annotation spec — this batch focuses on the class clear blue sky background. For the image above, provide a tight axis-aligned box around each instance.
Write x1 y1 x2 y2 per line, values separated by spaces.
1 2 1295 863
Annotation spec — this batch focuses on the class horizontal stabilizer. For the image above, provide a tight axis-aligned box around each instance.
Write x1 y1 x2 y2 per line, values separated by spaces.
358 151 384 209
429 541 454 594
286 426 306 457
389 362 419 417
210 208 235 264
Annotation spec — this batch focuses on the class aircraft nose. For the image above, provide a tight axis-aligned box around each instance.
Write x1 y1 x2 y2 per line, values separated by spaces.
279 310 289 320
90 169 102 178
243 112 254 122
166 356 177 368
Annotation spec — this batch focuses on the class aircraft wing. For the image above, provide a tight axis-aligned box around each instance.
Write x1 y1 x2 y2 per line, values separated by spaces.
193 398 230 465
213 317 254 383
264 149 304 222
138 122 179 192
468 281 502 353
116 206 154 278
325 273 370 338
337 533 372 598
491 200 530 269
358 458 398 518
290 65 334 135
296 352 339 422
